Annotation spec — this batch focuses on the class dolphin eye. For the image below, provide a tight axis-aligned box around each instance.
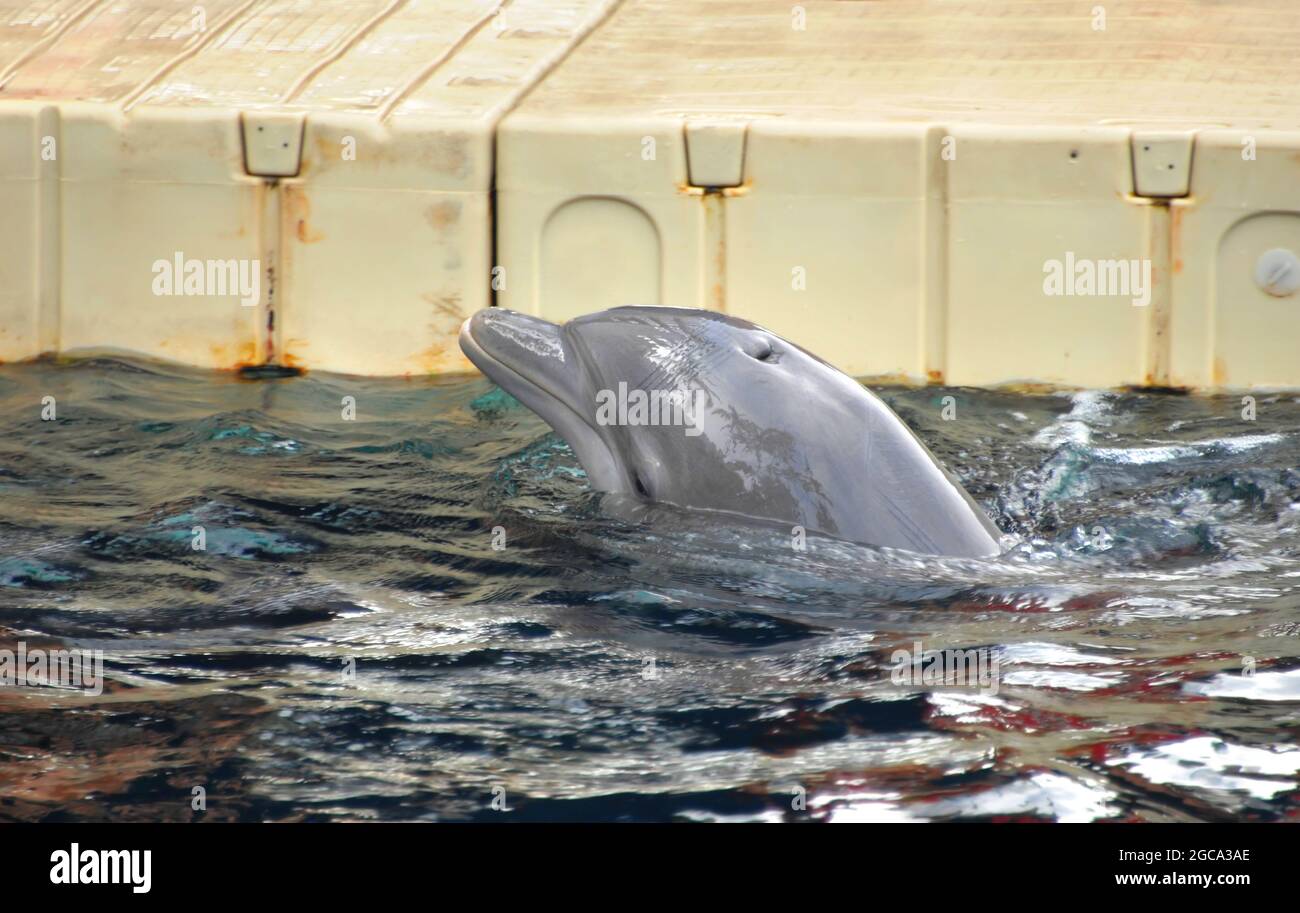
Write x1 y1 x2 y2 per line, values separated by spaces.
633 475 650 498
750 339 775 362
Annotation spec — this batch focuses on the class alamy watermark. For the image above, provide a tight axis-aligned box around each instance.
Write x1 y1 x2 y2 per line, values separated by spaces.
152 251 260 307
50 844 150 893
1043 253 1151 307
889 641 1000 696
595 382 706 437
0 641 104 696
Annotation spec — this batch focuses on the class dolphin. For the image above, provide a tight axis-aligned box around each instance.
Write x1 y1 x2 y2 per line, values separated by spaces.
459 306 1002 558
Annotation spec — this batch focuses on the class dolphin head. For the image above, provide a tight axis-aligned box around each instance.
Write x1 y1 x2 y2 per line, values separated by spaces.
460 306 1002 558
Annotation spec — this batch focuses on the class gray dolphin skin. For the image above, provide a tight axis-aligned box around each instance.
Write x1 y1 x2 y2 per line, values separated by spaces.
459 306 1002 558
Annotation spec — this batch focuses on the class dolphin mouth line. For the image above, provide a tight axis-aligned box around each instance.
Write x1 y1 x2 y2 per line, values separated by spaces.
459 316 623 490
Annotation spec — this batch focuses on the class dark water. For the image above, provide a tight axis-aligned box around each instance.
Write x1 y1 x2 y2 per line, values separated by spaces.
1 357 1298 822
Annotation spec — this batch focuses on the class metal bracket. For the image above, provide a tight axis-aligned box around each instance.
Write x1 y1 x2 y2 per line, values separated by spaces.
1131 130 1194 198
685 120 747 189
242 111 305 178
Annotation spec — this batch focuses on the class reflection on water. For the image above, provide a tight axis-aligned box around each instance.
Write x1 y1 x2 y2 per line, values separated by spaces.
0 357 1297 822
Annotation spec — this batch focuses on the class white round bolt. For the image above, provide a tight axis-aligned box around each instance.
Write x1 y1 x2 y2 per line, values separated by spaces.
1254 248 1300 297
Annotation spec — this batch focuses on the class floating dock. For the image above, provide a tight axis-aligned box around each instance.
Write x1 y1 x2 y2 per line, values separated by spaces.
2 0 1298 388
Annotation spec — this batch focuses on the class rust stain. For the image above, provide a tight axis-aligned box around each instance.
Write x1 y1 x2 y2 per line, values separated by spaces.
414 339 449 375
1212 356 1228 386
412 331 479 376
860 372 923 387
264 261 277 364
995 381 1080 395
296 218 324 244
927 369 945 384
422 291 465 323
425 201 461 232
418 290 476 373
209 339 258 370
721 177 755 197
677 178 754 197
1125 382 1189 395
279 340 308 372
284 184 325 244
701 192 727 311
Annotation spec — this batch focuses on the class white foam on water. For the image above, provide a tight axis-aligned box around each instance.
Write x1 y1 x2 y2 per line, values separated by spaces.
1185 667 1300 702
1032 390 1113 449
907 771 1118 823
999 641 1126 666
1109 736 1300 800
1091 432 1286 465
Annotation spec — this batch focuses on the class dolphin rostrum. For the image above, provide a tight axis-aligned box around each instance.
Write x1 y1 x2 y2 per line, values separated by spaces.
459 306 1002 558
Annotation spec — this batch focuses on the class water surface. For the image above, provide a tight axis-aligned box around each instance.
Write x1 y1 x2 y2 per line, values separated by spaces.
1 358 1298 822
